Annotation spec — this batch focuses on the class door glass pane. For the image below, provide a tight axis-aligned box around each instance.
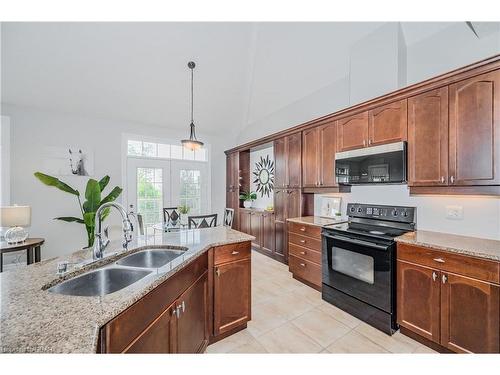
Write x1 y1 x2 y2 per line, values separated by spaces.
331 247 374 284
142 142 157 157
157 143 170 158
171 145 183 160
137 167 163 232
179 169 201 215
127 140 142 156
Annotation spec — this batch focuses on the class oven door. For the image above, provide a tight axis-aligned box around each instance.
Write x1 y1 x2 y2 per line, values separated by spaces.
322 232 394 312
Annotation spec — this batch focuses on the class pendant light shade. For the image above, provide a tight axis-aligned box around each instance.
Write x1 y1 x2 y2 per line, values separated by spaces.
181 61 204 151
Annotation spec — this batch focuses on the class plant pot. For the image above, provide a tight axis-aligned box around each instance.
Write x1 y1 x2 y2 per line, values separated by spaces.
243 200 252 208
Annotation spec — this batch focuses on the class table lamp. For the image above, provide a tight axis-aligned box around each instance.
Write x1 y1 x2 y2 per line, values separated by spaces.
0 205 31 244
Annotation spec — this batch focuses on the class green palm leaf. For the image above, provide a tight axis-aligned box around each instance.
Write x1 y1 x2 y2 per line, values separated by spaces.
34 172 79 196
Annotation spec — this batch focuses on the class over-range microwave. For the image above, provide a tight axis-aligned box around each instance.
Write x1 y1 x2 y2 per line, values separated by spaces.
335 141 407 185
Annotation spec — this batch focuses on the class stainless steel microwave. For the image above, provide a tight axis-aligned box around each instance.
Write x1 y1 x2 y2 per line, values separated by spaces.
335 141 407 185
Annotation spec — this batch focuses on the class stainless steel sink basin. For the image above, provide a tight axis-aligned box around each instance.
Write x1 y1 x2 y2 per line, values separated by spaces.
116 249 185 269
48 267 152 296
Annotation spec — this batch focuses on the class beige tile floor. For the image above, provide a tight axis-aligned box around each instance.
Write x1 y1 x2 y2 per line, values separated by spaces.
206 250 437 354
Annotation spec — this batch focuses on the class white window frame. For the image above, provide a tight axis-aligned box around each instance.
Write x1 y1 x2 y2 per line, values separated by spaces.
121 133 212 215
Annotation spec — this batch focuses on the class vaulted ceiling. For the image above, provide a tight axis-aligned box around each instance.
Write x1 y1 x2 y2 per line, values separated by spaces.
0 22 478 137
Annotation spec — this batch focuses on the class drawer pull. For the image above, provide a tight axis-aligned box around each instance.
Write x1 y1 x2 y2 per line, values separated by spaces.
300 263 306 267
433 258 445 263
231 251 239 255
432 271 437 281
300 240 306 244
300 251 306 255
300 227 306 232
442 274 447 284
215 268 220 277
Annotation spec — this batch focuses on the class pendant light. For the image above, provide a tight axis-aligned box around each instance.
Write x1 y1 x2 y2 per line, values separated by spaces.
181 61 204 151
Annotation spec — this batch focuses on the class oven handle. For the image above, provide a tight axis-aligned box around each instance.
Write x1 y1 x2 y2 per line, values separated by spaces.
322 233 389 251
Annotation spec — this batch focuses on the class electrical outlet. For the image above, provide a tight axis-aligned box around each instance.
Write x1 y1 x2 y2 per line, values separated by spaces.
446 205 463 220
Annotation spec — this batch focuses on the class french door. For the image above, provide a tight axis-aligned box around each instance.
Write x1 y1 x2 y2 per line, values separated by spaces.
127 158 209 233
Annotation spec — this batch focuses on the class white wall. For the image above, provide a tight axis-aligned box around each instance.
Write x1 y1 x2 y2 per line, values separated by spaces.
249 145 274 209
2 103 233 259
0 115 10 205
314 186 500 240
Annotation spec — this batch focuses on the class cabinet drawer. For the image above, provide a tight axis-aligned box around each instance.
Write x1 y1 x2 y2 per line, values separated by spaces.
288 232 322 252
214 241 251 265
288 243 321 264
288 222 321 239
397 243 500 284
289 255 321 287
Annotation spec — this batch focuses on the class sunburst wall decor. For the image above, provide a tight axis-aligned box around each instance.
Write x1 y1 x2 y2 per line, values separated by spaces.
253 155 275 197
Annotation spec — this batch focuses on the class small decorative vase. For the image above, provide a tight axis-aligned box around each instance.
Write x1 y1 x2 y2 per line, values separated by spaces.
180 215 188 226
243 201 252 208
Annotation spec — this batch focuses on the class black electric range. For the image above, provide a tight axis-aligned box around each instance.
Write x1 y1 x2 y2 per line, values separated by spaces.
321 203 416 335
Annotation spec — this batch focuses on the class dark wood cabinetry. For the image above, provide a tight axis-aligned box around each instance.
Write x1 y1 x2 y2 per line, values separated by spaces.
274 133 302 189
302 120 338 188
337 111 369 152
408 87 449 187
238 209 277 259
212 242 251 338
226 152 240 230
274 188 303 263
262 211 275 254
449 70 500 186
397 243 500 353
368 99 407 146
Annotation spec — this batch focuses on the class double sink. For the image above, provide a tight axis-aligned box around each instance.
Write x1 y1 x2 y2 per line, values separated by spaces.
48 248 187 297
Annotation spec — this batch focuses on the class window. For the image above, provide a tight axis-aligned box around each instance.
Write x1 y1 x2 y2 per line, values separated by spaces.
136 167 163 230
127 140 207 161
179 170 201 214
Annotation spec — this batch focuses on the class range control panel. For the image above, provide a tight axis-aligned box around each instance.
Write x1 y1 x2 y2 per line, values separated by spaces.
347 203 416 224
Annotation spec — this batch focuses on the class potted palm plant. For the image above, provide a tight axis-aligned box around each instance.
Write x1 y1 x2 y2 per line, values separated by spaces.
239 191 257 208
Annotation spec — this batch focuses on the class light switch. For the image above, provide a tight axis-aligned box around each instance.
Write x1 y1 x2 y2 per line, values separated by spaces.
446 205 463 220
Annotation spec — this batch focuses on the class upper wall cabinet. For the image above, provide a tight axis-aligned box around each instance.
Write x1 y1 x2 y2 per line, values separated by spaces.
274 133 302 189
408 87 449 187
336 112 368 152
337 99 408 152
368 99 408 146
302 120 337 188
449 71 500 186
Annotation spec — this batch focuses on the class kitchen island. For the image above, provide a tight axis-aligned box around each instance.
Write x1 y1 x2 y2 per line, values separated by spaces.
0 227 253 353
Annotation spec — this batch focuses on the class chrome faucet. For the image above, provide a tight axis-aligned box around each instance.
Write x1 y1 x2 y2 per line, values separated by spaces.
93 202 133 260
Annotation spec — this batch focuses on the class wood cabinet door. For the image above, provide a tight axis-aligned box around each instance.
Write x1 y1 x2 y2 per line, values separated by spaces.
226 152 238 191
274 189 286 222
176 272 209 353
408 87 449 186
286 133 302 188
123 302 177 353
262 212 275 254
239 210 251 235
286 189 302 219
397 260 441 343
214 259 251 335
319 121 337 187
337 112 368 151
274 137 287 189
440 272 500 353
449 71 500 186
302 128 320 188
250 212 262 248
368 99 407 146
274 221 286 262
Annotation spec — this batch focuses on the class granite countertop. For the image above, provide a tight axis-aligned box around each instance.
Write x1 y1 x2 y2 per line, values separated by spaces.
395 230 500 261
287 216 348 228
0 227 254 353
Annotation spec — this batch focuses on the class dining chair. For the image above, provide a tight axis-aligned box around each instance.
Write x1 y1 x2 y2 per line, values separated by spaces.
223 208 235 228
163 207 181 224
188 214 218 229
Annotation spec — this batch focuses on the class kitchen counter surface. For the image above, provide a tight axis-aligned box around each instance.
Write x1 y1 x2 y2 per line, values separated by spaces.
0 227 254 353
395 230 500 261
287 216 348 228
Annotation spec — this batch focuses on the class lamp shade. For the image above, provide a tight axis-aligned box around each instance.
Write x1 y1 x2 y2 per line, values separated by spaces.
0 206 31 227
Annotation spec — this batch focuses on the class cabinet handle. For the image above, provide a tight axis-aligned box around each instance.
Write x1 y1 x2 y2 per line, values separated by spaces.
215 267 220 277
231 251 239 255
363 140 366 147
181 301 185 313
432 271 437 281
300 227 306 232
368 139 372 145
433 258 445 263
300 263 306 267
175 305 181 318
442 274 447 284
450 176 455 184
300 251 306 255
300 240 306 244
440 176 445 184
